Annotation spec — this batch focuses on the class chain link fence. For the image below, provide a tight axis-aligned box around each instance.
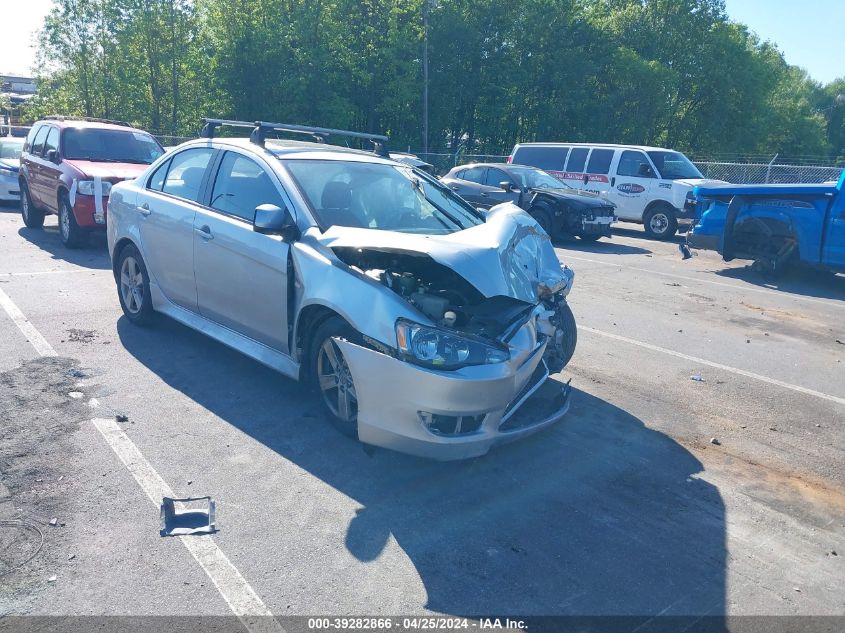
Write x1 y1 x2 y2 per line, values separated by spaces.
151 138 843 185
692 160 841 184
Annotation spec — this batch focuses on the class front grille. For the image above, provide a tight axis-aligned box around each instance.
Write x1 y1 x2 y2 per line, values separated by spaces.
499 377 571 432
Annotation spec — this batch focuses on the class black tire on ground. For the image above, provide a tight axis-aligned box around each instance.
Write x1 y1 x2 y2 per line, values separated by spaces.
555 301 577 370
58 194 88 248
529 204 554 238
578 233 603 242
20 181 45 229
309 316 363 438
116 243 156 326
643 204 678 240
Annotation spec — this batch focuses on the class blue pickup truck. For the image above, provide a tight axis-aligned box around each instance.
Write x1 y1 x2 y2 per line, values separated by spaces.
684 171 845 274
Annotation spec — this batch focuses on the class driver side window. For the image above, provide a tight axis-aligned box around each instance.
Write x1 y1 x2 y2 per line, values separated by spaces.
483 168 510 187
211 153 285 222
617 151 653 178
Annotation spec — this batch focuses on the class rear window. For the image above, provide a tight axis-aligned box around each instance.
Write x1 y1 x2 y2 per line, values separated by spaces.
512 146 569 171
566 147 589 172
63 128 164 164
586 149 614 174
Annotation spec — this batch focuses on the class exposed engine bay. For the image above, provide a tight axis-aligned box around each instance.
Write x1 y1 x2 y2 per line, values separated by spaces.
332 246 576 372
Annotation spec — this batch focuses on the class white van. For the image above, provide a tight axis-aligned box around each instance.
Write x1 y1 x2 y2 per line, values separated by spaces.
508 142 726 239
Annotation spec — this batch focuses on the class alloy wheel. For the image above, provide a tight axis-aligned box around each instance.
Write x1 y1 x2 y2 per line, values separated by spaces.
316 338 358 423
649 212 669 235
120 256 145 315
60 203 71 240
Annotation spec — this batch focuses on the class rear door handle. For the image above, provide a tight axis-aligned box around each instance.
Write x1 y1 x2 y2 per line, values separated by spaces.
195 225 213 240
137 202 151 216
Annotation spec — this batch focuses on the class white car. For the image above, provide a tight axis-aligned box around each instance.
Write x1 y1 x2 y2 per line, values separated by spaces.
106 119 579 460
0 136 24 202
509 142 727 239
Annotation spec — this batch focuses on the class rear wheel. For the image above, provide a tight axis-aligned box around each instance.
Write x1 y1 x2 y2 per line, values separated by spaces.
643 204 678 240
310 317 362 438
578 233 603 242
20 182 45 229
58 195 87 248
116 244 155 325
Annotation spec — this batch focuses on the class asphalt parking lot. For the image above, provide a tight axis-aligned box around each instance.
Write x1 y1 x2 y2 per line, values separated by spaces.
0 201 843 626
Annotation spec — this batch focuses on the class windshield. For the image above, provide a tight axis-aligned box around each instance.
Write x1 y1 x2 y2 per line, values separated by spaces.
63 128 164 164
284 159 484 234
0 140 23 160
508 166 572 190
646 151 702 180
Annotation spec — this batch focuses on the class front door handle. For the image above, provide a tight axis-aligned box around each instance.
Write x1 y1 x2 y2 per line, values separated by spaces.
195 225 213 240
611 177 616 187
137 203 151 216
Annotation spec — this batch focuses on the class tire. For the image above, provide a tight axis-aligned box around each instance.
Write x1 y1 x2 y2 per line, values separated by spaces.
578 233 602 242
58 194 87 248
116 244 155 326
309 316 362 438
529 205 554 238
553 301 578 371
20 181 45 229
643 204 678 240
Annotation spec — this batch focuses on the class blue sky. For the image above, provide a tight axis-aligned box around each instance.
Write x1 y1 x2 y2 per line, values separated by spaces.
1 1 843 85
724 0 843 84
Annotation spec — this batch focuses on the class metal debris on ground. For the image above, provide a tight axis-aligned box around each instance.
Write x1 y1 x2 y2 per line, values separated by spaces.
690 374 705 382
710 437 721 445
115 414 129 423
68 391 84 399
48 518 58 527
160 496 216 537
47 575 57 583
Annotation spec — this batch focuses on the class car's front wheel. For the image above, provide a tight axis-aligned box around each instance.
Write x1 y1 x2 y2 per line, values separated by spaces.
116 244 155 325
20 182 45 229
58 195 87 248
310 317 362 438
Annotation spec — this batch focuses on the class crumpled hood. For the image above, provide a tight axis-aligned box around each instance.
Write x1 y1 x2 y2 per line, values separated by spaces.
318 203 571 303
529 187 614 209
64 160 148 181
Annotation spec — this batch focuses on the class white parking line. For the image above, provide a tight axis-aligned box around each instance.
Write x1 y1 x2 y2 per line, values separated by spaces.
0 287 57 357
92 418 284 632
0 269 101 276
0 285 283 631
579 325 845 406
562 254 841 308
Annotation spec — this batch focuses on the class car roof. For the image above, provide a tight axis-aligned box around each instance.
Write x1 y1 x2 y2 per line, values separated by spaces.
450 162 536 171
514 142 676 153
35 118 151 134
175 136 400 165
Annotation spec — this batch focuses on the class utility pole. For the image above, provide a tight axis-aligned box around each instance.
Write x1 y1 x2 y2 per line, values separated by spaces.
422 0 430 154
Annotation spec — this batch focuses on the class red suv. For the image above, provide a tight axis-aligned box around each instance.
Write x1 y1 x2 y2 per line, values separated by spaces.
19 116 164 247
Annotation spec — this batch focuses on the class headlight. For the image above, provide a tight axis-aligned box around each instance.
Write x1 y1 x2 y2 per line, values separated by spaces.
395 319 509 370
77 180 112 196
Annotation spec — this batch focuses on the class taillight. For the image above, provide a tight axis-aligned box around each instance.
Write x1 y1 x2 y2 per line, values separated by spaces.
506 155 513 164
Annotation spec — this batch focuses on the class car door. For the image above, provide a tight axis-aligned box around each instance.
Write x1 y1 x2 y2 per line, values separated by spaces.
561 147 590 191
823 196 845 269
39 126 62 210
193 150 290 352
139 147 216 311
583 148 614 197
26 124 49 205
481 166 520 207
445 166 488 206
610 150 657 221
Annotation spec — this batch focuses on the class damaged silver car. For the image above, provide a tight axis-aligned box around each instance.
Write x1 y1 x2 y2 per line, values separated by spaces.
106 120 577 459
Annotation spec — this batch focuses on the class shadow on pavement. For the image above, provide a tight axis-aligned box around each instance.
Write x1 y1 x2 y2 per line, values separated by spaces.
117 315 727 618
16 224 110 270
715 265 844 302
612 225 687 245
555 237 652 256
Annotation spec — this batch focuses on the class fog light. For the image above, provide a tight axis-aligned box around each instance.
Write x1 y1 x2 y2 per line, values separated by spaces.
418 411 484 436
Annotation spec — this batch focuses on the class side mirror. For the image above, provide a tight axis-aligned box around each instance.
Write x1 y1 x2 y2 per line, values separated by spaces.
46 149 59 163
254 203 299 239
499 180 513 191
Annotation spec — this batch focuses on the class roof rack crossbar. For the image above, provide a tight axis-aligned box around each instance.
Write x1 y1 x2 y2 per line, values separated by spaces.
200 118 390 157
44 115 130 127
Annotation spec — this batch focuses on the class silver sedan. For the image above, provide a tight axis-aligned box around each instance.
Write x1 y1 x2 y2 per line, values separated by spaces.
107 122 578 459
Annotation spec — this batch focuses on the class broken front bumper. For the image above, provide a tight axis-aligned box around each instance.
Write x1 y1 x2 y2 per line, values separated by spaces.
336 337 571 460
